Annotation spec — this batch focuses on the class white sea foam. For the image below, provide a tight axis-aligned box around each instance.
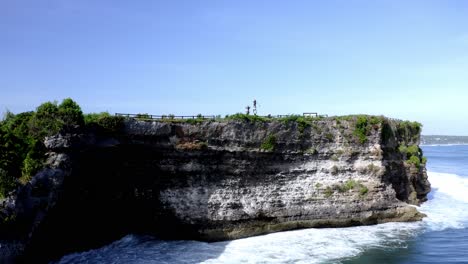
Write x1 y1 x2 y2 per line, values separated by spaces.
418 172 468 231
57 171 468 264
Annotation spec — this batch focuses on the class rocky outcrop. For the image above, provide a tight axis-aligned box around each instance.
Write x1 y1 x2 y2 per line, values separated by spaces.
0 116 430 262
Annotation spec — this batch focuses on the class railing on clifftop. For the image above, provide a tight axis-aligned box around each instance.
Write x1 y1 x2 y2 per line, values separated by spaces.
115 113 216 120
115 112 329 120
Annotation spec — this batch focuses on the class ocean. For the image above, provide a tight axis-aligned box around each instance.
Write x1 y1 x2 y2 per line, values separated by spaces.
56 145 468 264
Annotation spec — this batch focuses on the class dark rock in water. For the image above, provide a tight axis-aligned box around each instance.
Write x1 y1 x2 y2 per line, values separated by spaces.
0 117 430 263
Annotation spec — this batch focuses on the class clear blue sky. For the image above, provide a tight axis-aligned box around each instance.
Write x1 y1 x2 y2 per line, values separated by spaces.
1 0 468 135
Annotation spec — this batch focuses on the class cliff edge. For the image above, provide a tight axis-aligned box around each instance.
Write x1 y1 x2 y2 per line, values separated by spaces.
0 115 430 262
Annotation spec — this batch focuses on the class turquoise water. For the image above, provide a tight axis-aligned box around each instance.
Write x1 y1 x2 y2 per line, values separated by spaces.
57 145 468 264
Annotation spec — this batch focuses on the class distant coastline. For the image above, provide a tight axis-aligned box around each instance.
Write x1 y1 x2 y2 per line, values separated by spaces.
421 135 468 145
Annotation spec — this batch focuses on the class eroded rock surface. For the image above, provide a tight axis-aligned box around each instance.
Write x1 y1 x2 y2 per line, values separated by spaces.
0 117 430 262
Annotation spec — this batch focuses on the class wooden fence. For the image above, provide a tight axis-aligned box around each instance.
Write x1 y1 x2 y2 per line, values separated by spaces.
115 113 216 120
115 113 328 120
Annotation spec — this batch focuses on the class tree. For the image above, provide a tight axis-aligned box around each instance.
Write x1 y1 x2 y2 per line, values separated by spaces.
58 98 84 127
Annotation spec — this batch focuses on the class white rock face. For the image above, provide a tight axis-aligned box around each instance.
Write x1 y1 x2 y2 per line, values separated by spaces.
121 118 430 240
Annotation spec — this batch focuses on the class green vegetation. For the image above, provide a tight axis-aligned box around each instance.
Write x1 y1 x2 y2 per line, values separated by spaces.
0 99 127 198
398 120 422 134
422 156 427 164
305 147 318 155
278 115 316 134
397 121 422 143
84 111 111 124
335 179 369 197
398 144 420 158
369 116 382 126
135 113 151 119
260 134 277 151
365 163 381 176
184 117 207 124
359 186 369 195
353 115 369 144
315 182 322 188
311 123 322 133
407 155 421 168
85 112 125 133
398 143 423 168
324 186 333 198
0 98 85 197
342 115 385 144
0 168 14 199
338 179 357 192
226 113 270 122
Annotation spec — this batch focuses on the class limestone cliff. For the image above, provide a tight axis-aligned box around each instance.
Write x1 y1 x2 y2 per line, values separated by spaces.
0 116 430 262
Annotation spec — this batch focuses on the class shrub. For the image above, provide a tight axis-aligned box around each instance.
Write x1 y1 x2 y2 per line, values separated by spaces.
408 155 421 168
353 116 369 144
0 98 84 196
85 113 125 133
399 144 420 160
226 113 269 122
338 179 357 192
136 113 150 119
422 156 427 164
29 101 61 139
185 118 205 124
0 168 15 198
20 152 42 184
324 186 333 198
397 121 423 143
359 186 369 196
399 121 422 134
96 116 125 132
58 98 84 127
278 115 312 134
335 179 369 196
84 112 111 124
406 145 419 156
369 116 382 126
325 133 334 141
260 134 277 151
398 144 407 155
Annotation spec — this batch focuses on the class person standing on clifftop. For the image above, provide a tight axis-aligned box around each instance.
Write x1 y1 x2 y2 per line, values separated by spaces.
246 105 250 115
253 99 257 115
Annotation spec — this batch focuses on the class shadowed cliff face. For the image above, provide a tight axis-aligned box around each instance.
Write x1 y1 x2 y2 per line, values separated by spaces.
0 117 430 262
